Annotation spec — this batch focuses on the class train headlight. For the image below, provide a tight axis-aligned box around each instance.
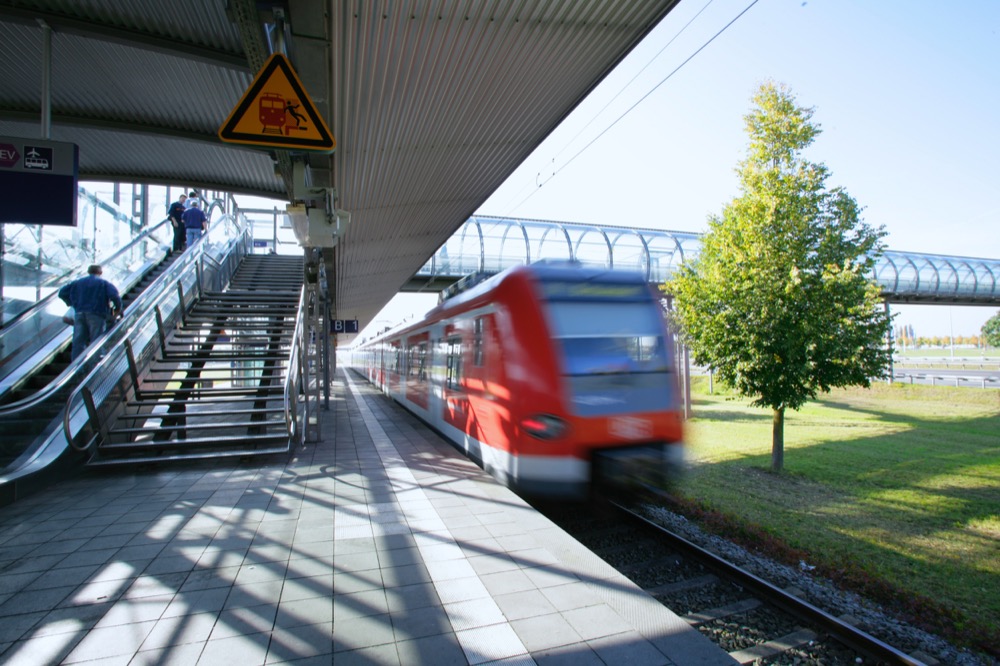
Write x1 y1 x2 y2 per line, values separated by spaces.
521 414 567 440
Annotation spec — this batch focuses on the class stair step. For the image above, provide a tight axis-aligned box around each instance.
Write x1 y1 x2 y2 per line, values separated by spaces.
98 432 288 453
86 444 291 466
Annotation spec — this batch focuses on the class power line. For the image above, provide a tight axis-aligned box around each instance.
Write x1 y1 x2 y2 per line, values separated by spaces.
551 0 719 164
506 0 762 215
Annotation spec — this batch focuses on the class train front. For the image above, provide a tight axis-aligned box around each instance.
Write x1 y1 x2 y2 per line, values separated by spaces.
516 265 685 498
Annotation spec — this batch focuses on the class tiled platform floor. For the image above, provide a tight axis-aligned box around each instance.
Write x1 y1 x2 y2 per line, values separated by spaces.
0 369 735 665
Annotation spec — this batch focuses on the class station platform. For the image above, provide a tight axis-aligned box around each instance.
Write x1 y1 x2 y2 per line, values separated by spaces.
0 369 735 665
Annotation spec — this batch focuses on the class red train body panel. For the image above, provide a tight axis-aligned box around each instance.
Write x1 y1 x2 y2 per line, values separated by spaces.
349 262 684 499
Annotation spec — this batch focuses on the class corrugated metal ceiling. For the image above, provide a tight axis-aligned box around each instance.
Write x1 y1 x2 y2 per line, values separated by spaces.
0 0 680 339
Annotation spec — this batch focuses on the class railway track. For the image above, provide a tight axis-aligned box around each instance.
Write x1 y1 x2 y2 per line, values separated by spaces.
536 498 939 666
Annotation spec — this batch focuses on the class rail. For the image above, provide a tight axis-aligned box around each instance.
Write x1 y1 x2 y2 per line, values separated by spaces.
893 356 1000 369
612 501 928 666
284 284 307 446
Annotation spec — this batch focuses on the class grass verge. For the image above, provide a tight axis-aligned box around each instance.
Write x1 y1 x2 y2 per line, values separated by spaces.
672 378 1000 651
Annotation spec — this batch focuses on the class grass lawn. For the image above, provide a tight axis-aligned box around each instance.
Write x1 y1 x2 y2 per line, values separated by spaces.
674 379 1000 647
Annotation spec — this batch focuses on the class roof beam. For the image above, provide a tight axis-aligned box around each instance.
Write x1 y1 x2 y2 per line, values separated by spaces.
80 170 285 198
0 107 267 151
0 6 249 69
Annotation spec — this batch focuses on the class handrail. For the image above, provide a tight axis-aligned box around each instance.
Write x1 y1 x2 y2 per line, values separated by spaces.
0 200 301 486
0 222 173 409
0 217 173 332
284 284 307 445
6 247 197 415
63 258 202 450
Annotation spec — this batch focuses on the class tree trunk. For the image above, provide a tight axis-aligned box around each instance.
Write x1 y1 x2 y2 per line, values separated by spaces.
772 406 785 472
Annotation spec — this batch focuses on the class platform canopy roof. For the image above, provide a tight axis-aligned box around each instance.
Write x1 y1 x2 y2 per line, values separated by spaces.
0 0 680 338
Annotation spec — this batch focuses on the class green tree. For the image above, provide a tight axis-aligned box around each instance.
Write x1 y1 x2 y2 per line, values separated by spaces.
667 81 892 472
983 311 1000 348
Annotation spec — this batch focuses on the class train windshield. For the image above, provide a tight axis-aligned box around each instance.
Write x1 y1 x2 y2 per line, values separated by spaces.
548 301 669 374
546 299 673 416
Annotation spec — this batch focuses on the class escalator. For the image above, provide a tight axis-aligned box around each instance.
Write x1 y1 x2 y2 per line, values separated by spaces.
0 248 182 407
0 225 181 473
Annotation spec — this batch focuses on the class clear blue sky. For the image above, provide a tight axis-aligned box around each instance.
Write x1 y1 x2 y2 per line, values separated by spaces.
375 1 1000 340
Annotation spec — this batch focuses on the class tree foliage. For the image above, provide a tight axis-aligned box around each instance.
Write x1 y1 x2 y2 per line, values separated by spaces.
667 81 893 471
983 311 1000 348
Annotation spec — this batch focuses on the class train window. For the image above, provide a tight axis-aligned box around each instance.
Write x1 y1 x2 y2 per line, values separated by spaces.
389 344 403 374
446 336 463 390
473 318 485 367
408 342 428 381
547 301 670 376
417 342 428 381
547 300 674 416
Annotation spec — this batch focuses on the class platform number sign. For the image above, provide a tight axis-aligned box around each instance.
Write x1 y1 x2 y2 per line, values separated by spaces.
333 319 359 334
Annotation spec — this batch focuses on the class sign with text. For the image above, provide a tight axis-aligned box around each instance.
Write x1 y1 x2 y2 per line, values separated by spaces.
0 136 79 226
333 319 359 334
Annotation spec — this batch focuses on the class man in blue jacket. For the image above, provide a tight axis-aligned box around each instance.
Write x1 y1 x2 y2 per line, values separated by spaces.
182 198 208 247
58 264 123 360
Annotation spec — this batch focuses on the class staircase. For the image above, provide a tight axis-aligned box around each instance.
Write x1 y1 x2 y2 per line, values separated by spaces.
83 254 304 466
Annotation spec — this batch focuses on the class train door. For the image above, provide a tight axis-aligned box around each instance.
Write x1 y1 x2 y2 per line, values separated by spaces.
387 339 403 397
427 322 446 428
442 321 470 435
405 332 430 411
465 313 503 448
371 344 379 386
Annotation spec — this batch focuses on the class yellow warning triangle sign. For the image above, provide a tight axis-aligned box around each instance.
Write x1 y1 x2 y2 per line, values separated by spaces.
218 53 335 152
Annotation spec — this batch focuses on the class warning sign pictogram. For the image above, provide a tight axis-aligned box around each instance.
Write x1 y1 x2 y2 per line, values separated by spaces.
218 53 335 151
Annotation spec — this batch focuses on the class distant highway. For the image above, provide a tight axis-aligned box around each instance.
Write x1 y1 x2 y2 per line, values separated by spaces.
690 361 1000 389
892 365 999 388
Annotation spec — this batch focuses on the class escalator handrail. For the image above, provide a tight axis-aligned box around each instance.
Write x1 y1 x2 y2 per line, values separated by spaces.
0 218 174 407
0 200 230 412
0 216 173 336
2 194 231 336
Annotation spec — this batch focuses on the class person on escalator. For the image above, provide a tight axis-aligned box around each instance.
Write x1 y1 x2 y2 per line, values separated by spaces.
58 264 123 360
167 193 187 252
182 198 208 248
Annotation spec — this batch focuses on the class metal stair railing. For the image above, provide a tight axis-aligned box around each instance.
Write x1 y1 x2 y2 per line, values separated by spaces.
64 253 304 465
285 284 307 447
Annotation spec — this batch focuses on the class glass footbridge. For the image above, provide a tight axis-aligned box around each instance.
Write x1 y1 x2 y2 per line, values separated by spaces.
406 215 1000 306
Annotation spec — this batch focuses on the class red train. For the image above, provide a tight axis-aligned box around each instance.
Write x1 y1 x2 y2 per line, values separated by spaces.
349 262 685 499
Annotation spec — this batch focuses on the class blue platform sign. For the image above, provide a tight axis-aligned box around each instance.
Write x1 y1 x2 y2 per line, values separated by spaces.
0 136 79 227
333 319 359 334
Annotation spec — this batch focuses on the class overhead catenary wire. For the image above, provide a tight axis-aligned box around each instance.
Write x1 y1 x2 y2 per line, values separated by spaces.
504 0 763 216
